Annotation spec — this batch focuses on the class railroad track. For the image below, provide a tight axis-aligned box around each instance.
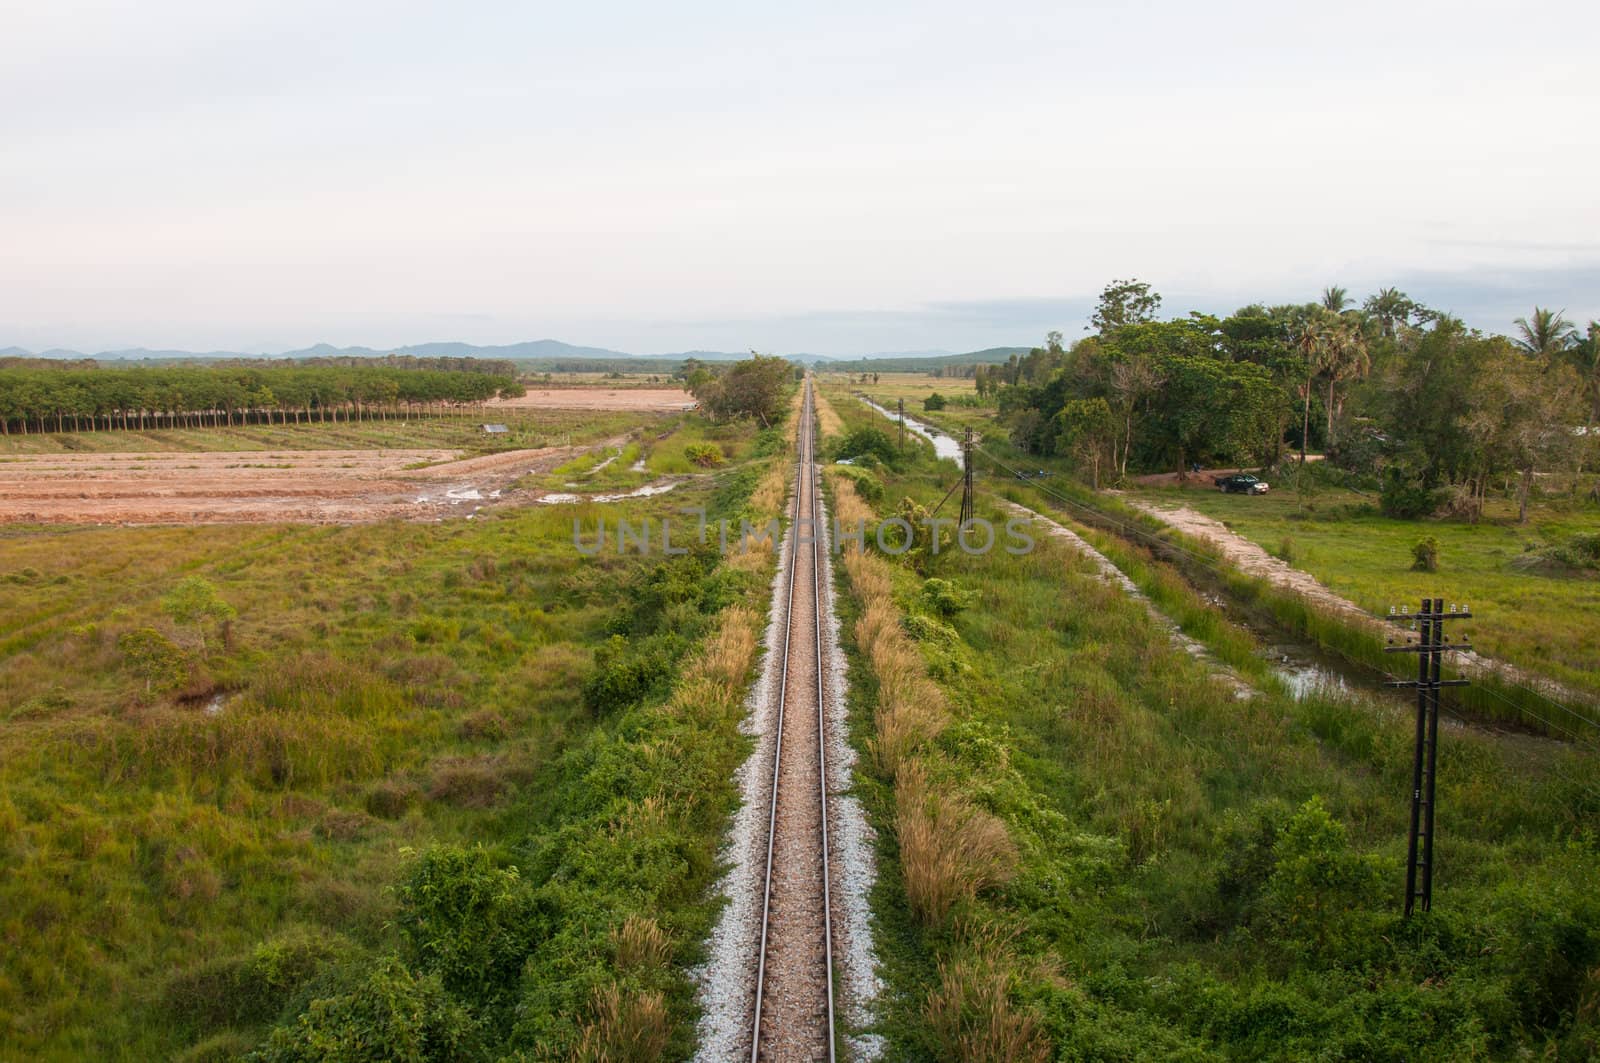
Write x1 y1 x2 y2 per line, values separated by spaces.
750 377 837 1061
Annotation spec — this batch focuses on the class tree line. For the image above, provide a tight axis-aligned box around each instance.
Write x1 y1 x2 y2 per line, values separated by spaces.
0 364 524 435
991 280 1599 520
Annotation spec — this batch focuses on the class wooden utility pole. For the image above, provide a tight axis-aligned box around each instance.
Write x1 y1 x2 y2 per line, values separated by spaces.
897 398 905 452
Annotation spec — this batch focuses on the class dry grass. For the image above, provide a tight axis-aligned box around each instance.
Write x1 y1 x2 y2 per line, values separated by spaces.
575 983 671 1062
812 385 843 438
833 481 950 775
895 761 1017 925
924 947 1050 1063
662 605 762 720
611 915 672 973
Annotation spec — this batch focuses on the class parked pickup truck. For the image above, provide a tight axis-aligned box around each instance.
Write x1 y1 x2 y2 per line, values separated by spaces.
1214 473 1269 494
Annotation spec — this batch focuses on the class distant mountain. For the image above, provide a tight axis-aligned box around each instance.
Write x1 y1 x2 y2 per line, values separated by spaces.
281 339 633 361
821 347 1030 373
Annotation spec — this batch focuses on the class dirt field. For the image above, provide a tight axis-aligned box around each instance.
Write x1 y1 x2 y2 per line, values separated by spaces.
487 387 695 411
0 446 592 524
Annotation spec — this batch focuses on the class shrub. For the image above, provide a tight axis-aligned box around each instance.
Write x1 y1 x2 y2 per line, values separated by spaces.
831 425 899 468
249 957 478 1063
683 442 724 468
582 634 680 716
165 929 354 1029
119 627 188 694
1511 531 1600 576
1258 797 1384 960
921 577 976 618
395 844 542 1004
1411 536 1440 572
1274 535 1296 563
1380 469 1441 519
924 392 948 411
831 465 884 502
161 576 236 652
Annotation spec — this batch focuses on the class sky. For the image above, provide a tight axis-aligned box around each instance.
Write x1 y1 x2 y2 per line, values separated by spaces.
3 0 1597 356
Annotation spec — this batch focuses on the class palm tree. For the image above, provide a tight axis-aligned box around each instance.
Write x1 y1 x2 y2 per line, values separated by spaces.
1362 287 1416 339
1292 308 1336 464
1321 285 1352 313
1512 307 1577 356
1321 318 1371 450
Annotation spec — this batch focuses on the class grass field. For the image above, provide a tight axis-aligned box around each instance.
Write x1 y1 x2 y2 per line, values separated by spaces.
0 405 788 1058
1129 485 1600 701
818 383 1600 1059
0 409 647 457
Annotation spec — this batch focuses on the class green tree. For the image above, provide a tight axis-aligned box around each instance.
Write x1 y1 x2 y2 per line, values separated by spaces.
690 354 791 426
161 576 237 652
1089 279 1162 334
1054 397 1117 488
118 628 187 694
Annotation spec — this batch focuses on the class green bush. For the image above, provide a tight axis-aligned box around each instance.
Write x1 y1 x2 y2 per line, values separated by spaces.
1380 469 1441 519
395 845 542 1005
683 442 724 468
247 957 478 1063
832 465 884 502
924 392 948 411
921 577 976 618
581 633 683 716
1258 797 1385 961
831 426 900 468
1411 536 1440 572
165 929 355 1030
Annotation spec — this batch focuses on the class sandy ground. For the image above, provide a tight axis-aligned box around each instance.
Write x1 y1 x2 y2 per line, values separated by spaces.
0 445 590 524
486 387 696 411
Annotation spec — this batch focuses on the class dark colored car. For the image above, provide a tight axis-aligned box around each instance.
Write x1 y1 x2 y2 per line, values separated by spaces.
1214 473 1269 494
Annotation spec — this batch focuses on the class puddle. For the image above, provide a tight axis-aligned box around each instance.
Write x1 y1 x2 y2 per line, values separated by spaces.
858 398 963 461
1265 645 1352 699
537 479 684 505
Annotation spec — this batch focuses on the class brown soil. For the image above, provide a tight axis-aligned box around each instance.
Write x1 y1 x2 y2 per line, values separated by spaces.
0 445 591 525
487 387 696 411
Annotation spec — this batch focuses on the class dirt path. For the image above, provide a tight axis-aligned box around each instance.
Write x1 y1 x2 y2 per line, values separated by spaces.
0 444 599 524
1130 501 1600 714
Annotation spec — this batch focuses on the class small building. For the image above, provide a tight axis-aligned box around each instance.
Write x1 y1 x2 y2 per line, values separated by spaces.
481 423 509 434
